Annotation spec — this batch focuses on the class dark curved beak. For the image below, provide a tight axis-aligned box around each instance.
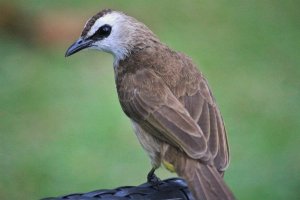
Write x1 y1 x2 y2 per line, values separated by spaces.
65 38 93 57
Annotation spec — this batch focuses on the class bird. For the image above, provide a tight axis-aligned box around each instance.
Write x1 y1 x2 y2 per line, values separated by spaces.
65 9 235 200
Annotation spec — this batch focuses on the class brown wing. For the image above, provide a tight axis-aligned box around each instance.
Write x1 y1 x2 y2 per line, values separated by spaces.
180 75 230 172
119 69 212 161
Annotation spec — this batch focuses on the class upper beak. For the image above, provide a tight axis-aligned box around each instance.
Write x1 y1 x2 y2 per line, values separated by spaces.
65 38 93 57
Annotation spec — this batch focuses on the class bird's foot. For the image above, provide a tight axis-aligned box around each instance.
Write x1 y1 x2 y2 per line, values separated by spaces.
147 168 161 190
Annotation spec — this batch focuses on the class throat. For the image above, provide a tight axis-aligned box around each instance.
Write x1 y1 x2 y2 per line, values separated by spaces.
113 52 128 72
111 46 130 65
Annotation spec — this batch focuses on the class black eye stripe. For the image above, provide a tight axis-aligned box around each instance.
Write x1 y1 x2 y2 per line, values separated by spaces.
90 24 112 40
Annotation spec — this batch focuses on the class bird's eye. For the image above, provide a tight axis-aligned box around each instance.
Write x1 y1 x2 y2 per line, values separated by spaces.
91 24 112 39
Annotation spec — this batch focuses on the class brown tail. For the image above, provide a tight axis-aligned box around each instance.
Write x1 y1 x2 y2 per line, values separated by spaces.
176 159 235 200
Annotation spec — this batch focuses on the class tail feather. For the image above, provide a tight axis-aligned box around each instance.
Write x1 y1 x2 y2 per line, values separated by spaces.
177 159 235 200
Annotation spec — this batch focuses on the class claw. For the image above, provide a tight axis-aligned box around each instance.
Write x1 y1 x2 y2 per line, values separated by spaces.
147 168 161 190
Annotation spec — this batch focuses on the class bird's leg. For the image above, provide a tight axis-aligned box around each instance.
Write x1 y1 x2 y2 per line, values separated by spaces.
147 167 161 189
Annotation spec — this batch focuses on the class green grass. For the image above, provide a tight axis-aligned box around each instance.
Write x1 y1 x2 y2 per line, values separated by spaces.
0 0 299 199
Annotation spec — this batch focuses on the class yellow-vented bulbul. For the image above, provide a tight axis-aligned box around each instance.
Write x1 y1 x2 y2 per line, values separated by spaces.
65 9 235 200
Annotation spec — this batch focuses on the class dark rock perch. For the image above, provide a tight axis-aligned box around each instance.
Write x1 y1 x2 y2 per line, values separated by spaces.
42 178 194 200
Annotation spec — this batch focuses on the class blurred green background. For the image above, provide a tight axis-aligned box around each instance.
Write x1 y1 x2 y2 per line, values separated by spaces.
0 0 299 199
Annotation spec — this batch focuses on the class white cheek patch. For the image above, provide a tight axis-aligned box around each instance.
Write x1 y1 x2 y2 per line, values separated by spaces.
83 11 131 63
86 12 122 37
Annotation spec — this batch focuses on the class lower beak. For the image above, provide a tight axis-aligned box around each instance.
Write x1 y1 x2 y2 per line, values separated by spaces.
65 38 93 57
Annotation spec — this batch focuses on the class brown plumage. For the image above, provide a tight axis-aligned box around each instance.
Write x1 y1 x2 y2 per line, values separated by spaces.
66 9 235 200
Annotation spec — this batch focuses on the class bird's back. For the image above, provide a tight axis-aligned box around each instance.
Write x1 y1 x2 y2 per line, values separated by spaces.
116 45 229 173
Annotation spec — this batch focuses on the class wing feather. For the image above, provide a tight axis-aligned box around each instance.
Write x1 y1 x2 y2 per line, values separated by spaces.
181 76 229 172
120 69 211 161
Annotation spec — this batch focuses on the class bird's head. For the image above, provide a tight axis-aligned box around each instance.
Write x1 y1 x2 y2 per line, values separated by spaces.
65 9 157 62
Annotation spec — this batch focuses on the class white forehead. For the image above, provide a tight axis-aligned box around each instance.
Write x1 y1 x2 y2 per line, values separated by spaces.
85 12 124 37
